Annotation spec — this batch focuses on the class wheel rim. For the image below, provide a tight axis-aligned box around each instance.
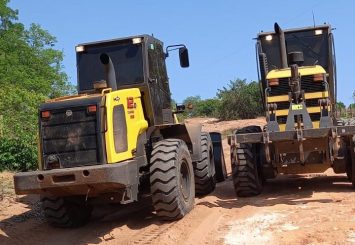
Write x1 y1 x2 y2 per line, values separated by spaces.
180 159 191 201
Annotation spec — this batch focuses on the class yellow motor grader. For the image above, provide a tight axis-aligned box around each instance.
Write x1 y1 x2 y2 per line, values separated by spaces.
229 23 355 197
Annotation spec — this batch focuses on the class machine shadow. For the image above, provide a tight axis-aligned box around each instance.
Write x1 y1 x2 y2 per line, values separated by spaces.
197 174 353 209
0 196 169 245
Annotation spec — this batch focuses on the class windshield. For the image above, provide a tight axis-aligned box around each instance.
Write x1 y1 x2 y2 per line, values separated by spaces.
259 29 329 72
77 42 144 92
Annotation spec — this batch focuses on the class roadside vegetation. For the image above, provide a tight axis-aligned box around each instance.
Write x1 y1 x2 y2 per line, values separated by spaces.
177 79 264 121
0 1 73 171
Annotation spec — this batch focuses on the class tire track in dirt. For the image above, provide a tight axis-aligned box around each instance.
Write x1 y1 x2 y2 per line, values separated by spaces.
123 196 226 245
128 223 175 245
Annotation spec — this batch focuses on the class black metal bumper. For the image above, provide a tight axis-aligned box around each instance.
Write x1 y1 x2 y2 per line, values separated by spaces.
230 125 355 144
14 160 139 196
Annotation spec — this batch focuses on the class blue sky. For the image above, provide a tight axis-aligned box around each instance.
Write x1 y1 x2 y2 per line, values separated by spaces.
9 0 355 105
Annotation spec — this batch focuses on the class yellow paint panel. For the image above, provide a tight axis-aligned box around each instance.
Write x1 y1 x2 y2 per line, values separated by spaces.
276 106 321 116
305 91 329 99
279 121 320 131
267 91 329 103
37 136 43 170
174 114 179 124
266 65 326 79
105 88 148 164
267 94 289 103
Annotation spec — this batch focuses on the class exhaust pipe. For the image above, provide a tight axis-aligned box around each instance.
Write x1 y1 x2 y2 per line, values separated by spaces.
100 53 117 91
274 23 288 69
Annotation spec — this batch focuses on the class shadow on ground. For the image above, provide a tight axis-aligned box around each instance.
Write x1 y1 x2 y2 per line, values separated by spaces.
198 174 353 209
0 196 163 245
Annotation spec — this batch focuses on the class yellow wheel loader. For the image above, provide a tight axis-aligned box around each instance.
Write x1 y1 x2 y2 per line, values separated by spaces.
14 35 226 227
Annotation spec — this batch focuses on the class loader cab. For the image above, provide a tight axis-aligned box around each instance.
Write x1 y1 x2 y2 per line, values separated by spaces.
75 35 189 126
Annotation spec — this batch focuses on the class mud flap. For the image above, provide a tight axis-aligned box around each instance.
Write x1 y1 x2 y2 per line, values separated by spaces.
209 132 227 182
158 123 202 162
184 123 202 162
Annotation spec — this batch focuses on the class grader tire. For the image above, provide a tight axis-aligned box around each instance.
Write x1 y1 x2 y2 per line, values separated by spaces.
41 196 92 228
193 132 216 196
347 120 355 187
346 162 352 182
150 139 195 220
231 126 263 197
348 135 355 188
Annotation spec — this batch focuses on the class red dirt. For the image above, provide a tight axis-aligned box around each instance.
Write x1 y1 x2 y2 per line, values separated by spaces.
1 118 354 245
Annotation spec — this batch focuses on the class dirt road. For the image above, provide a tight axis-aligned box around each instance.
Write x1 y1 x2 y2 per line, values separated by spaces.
1 118 354 245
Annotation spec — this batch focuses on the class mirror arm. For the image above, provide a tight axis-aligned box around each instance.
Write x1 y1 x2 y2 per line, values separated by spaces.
165 44 187 58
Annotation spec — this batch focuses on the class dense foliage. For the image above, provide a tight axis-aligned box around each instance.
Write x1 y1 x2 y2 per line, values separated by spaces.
336 101 346 110
0 0 73 171
216 79 263 120
181 96 220 118
178 79 263 120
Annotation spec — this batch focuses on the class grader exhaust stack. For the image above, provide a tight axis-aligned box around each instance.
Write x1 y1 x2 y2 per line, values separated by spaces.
274 23 288 69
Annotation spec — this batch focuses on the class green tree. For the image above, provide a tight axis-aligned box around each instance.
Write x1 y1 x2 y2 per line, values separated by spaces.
216 79 263 120
182 96 202 117
180 96 219 118
0 0 18 30
195 98 220 117
336 101 346 118
0 0 73 171
336 101 346 110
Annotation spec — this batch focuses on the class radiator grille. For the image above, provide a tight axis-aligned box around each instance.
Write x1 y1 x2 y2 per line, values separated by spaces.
41 106 99 169
269 75 325 96
268 75 324 126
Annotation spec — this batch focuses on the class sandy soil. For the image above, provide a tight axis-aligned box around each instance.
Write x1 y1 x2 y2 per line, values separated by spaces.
1 118 354 245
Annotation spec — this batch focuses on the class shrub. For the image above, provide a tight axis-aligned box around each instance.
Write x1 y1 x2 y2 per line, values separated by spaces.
216 79 263 120
0 138 37 171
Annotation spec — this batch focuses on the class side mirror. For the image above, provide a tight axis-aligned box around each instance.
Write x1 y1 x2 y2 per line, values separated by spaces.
179 47 189 68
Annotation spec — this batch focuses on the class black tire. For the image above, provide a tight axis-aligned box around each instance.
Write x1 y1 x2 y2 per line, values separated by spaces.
150 139 195 220
348 135 355 188
346 161 352 181
346 119 355 186
231 126 263 197
193 132 216 196
209 132 227 182
41 195 92 228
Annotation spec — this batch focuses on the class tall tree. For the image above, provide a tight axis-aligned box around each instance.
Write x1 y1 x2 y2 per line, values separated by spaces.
0 0 73 170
